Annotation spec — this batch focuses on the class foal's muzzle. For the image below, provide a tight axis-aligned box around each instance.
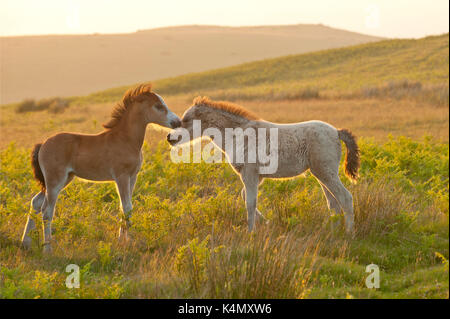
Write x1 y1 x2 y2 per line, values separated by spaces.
170 118 181 129
167 132 181 146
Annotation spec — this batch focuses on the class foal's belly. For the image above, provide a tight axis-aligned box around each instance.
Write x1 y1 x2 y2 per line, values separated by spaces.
262 166 308 179
260 157 309 179
73 170 114 182
71 153 141 182
71 154 116 181
71 165 114 182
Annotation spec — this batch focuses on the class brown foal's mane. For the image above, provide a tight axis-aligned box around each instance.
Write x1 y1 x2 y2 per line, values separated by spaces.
193 96 260 120
103 83 154 129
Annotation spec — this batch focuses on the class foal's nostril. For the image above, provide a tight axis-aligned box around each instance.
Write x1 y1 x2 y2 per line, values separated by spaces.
171 119 181 128
166 133 175 145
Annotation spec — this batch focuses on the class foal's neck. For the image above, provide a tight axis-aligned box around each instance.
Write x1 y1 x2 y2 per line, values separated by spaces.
114 109 147 152
204 111 251 132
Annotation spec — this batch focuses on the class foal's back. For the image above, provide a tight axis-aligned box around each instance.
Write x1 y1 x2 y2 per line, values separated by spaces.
258 120 341 178
38 130 141 182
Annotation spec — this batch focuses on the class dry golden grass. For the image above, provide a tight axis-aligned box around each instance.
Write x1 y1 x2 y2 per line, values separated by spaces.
243 98 449 141
1 96 448 149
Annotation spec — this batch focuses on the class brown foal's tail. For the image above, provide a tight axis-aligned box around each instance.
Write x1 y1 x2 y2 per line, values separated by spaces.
338 129 360 183
31 143 46 191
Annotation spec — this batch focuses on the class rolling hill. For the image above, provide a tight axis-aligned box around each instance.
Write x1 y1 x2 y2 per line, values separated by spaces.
76 33 448 105
1 34 448 148
0 24 383 104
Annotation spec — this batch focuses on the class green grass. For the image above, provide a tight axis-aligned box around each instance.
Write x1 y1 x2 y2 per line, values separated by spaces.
0 137 448 298
66 34 449 106
0 33 448 299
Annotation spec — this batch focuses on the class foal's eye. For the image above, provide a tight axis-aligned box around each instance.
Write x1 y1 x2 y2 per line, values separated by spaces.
155 104 165 111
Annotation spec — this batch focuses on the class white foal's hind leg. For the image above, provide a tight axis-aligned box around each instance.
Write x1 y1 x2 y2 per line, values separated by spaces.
240 167 260 232
241 188 266 223
319 183 342 231
115 175 132 241
21 192 45 249
314 172 354 235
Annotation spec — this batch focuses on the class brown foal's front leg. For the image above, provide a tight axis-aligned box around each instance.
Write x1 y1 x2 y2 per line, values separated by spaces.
115 175 132 241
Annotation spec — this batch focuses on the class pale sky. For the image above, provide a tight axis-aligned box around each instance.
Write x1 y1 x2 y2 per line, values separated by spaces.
0 0 448 38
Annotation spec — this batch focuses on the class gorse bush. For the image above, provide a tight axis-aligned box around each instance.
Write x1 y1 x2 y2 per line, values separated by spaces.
0 137 448 298
359 136 449 208
15 99 38 113
361 80 449 106
204 86 320 102
15 97 69 113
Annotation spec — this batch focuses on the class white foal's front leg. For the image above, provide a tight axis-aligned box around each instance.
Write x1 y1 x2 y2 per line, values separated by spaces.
115 175 132 241
241 188 266 223
241 167 260 232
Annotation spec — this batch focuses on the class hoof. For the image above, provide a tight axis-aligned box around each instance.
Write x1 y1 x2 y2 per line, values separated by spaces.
256 216 268 225
345 220 354 235
256 210 268 225
42 243 52 254
21 236 32 250
118 227 129 242
328 215 341 232
345 225 355 238
347 230 356 239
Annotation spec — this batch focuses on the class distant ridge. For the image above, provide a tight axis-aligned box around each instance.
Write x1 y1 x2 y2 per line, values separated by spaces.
0 24 382 104
71 33 448 106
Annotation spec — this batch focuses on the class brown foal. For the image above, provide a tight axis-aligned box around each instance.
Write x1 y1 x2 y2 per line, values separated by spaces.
21 84 181 252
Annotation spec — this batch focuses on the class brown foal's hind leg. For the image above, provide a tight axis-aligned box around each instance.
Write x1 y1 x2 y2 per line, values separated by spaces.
21 191 45 249
130 174 137 194
115 175 132 241
41 173 73 253
41 191 59 253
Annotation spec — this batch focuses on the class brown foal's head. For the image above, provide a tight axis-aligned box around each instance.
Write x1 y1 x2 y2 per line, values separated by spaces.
137 92 181 129
103 84 181 129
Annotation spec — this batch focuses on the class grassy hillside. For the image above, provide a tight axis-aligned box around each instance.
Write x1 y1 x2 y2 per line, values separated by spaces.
71 34 449 105
0 34 448 299
0 137 448 298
